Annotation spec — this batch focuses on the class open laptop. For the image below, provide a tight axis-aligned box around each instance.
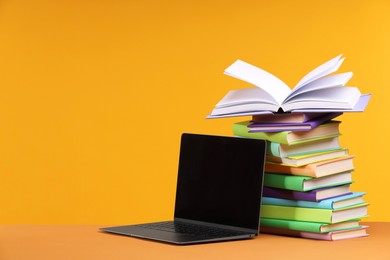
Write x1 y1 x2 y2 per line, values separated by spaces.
100 133 266 245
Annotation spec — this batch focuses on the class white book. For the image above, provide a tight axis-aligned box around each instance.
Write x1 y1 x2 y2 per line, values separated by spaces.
208 55 371 118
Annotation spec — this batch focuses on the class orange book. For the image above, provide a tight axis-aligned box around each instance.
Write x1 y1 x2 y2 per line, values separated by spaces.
265 155 355 178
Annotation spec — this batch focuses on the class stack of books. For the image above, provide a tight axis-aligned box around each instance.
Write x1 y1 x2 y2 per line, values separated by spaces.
232 114 369 241
207 55 372 240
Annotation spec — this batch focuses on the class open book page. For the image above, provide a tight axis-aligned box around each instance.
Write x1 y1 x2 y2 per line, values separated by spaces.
208 55 371 118
293 55 344 90
211 87 280 116
291 94 371 113
281 87 361 111
215 87 278 108
284 72 353 103
224 60 291 105
206 111 274 119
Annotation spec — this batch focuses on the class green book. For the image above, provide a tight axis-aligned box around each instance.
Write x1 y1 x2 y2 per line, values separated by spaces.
264 172 353 191
260 218 362 233
232 120 341 145
260 203 368 224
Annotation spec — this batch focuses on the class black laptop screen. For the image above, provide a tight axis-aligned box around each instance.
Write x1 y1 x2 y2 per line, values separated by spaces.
174 133 266 232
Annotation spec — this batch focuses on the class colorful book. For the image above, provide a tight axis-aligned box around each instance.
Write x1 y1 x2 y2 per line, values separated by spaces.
266 148 348 166
260 218 362 233
265 155 355 177
248 112 342 132
207 55 371 118
232 120 341 145
260 225 368 240
266 137 341 158
260 203 368 223
262 184 352 202
252 112 340 124
264 172 353 191
262 192 366 209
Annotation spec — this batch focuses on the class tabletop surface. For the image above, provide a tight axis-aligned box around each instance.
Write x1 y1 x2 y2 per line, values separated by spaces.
1 222 389 260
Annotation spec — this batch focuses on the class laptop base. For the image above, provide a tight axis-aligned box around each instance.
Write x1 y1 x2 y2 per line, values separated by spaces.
100 221 256 245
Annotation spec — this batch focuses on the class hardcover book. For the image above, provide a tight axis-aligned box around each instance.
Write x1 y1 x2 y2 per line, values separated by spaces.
248 112 342 132
266 136 341 158
264 172 353 191
265 155 355 177
266 148 348 167
262 184 352 202
260 218 362 233
260 203 368 223
252 112 338 124
208 55 371 118
260 225 368 240
232 120 341 145
262 192 366 209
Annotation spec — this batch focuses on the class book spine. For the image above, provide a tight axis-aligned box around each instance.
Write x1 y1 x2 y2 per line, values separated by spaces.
267 142 282 157
260 205 333 223
264 173 308 191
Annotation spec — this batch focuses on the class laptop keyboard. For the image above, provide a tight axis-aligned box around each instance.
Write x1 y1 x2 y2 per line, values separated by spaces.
136 221 248 238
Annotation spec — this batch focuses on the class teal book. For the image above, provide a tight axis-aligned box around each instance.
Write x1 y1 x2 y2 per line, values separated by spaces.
263 172 353 191
262 192 366 209
260 218 362 233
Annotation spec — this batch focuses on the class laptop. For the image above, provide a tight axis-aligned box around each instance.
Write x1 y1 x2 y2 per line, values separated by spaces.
100 133 267 245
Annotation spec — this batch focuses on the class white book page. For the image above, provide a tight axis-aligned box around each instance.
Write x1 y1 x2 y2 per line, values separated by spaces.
224 60 291 105
293 55 344 90
291 94 371 112
282 87 361 111
207 111 273 119
215 88 278 108
211 102 280 116
284 72 353 103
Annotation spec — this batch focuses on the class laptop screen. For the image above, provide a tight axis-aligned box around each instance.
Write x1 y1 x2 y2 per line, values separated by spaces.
174 133 266 232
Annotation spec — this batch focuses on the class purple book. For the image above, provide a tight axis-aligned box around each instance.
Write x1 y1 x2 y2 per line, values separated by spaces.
262 184 352 202
249 112 342 132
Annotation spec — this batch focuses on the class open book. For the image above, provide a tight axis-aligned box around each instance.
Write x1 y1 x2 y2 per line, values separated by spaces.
207 55 371 118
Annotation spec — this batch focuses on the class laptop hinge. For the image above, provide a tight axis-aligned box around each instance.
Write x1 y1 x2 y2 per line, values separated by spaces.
174 217 259 235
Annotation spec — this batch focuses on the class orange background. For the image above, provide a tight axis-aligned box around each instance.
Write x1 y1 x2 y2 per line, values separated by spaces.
0 0 389 224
